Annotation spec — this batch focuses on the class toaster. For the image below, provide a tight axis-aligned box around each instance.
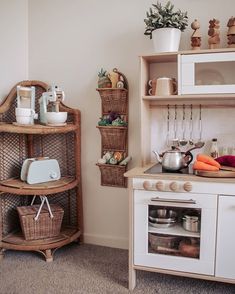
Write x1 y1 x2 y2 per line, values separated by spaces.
21 157 61 184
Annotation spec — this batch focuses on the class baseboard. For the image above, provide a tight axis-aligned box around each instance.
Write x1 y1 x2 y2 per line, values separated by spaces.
83 233 128 250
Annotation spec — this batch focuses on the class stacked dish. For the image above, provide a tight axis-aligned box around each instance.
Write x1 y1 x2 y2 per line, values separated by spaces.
149 209 177 228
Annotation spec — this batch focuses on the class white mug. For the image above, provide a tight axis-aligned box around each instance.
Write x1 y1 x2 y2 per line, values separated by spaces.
155 77 177 96
16 115 32 125
15 108 36 125
15 108 35 116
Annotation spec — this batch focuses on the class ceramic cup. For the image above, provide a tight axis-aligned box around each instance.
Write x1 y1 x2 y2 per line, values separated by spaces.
16 115 32 125
148 77 177 96
15 108 36 125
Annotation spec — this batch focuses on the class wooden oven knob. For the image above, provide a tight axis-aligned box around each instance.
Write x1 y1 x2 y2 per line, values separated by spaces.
143 180 151 190
169 181 178 192
155 181 164 191
183 182 192 192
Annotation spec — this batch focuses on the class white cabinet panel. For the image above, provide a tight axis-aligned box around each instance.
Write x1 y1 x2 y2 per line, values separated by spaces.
216 195 235 279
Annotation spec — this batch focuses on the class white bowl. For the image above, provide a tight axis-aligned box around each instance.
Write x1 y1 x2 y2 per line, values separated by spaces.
45 112 67 124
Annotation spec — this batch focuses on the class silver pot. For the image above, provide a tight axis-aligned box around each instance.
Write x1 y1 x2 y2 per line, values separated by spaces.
153 148 193 171
182 215 200 232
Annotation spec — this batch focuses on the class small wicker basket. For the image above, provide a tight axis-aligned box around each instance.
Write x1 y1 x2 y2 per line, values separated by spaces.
17 204 64 240
97 126 127 151
96 88 128 115
96 163 127 187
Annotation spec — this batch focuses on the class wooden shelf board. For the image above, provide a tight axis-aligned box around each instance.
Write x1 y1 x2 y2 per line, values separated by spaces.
143 94 235 101
140 48 235 62
0 123 77 134
96 88 128 92
0 176 78 195
2 227 80 250
148 224 200 238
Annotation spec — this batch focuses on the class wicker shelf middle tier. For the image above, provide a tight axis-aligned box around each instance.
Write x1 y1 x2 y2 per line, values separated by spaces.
96 125 127 152
0 176 77 195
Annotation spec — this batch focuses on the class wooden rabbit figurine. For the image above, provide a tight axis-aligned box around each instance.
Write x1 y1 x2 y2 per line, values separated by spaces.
227 17 235 48
208 18 220 49
191 19 201 50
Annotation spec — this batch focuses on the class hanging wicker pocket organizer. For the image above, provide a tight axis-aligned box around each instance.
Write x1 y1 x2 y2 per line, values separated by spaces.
96 69 129 188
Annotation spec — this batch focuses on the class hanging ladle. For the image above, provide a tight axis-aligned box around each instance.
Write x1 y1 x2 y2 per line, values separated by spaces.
172 104 179 147
166 104 170 147
197 104 204 145
179 104 188 146
189 104 194 145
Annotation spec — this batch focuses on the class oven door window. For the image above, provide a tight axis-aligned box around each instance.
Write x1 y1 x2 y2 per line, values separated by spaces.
148 206 201 259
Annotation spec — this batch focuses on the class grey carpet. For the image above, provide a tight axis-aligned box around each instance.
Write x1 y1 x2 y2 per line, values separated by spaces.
0 243 234 294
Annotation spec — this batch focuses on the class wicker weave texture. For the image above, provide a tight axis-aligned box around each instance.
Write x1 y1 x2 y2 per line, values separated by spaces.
97 164 127 187
17 204 64 240
1 194 28 236
32 133 76 177
98 89 128 115
98 126 127 151
0 133 28 181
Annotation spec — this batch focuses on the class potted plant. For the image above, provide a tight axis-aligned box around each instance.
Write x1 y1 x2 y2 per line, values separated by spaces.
144 1 188 52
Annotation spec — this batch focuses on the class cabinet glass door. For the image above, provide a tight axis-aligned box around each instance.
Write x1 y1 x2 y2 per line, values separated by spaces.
134 190 217 275
148 205 201 259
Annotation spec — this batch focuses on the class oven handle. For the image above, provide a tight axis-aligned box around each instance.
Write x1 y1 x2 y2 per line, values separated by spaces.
151 197 196 204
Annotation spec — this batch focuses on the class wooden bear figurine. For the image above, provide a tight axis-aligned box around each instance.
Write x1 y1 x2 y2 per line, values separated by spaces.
227 17 235 48
208 18 220 49
191 19 201 50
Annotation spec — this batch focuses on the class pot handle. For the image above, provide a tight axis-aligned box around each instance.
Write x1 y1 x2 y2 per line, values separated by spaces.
184 151 193 166
182 217 199 223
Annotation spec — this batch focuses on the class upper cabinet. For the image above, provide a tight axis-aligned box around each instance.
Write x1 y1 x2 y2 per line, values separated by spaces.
140 48 235 103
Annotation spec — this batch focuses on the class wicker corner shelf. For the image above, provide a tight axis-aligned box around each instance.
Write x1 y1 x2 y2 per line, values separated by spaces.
96 69 129 188
0 80 83 262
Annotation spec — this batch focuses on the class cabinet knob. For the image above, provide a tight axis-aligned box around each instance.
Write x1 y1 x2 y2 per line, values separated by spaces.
143 180 151 190
155 181 164 191
183 182 192 192
169 181 178 192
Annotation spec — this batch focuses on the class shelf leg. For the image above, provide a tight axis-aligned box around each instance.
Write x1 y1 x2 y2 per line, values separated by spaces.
129 267 136 291
0 248 4 261
45 249 53 262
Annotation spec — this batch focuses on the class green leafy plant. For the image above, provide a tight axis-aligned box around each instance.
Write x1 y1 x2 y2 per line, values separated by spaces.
98 68 107 78
144 1 188 39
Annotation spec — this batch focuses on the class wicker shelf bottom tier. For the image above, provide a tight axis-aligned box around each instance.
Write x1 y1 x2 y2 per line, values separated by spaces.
96 163 127 188
2 226 80 250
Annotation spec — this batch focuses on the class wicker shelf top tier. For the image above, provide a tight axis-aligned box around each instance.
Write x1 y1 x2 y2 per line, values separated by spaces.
0 123 77 134
96 88 128 115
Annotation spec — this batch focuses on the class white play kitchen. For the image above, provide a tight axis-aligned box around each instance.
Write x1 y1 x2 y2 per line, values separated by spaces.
125 48 235 290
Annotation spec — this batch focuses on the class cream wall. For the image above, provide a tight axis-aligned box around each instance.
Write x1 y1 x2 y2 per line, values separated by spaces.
28 0 234 249
0 0 28 102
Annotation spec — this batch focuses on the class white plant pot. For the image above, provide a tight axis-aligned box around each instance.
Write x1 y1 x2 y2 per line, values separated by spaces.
152 28 181 53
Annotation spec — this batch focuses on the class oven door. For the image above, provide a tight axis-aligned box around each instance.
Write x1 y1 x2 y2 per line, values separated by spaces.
134 190 217 275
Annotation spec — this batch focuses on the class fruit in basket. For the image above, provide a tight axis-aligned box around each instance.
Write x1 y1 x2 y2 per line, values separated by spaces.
107 111 120 124
113 151 124 162
109 157 118 165
112 117 127 126
98 117 109 126
98 68 112 88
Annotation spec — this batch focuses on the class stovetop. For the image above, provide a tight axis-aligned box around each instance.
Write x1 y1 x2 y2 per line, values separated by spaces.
144 164 194 175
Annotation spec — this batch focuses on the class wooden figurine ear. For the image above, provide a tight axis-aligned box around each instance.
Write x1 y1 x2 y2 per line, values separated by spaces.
209 20 215 27
227 17 235 27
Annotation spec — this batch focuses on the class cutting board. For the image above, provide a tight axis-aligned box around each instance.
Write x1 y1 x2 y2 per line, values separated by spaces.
195 166 235 178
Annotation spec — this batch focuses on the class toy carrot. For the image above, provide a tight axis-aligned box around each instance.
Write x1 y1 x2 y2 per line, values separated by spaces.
196 154 221 168
193 160 220 171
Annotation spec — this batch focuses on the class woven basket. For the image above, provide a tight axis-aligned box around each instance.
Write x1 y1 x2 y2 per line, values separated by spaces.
17 204 64 240
96 163 127 187
97 126 127 151
96 88 128 115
